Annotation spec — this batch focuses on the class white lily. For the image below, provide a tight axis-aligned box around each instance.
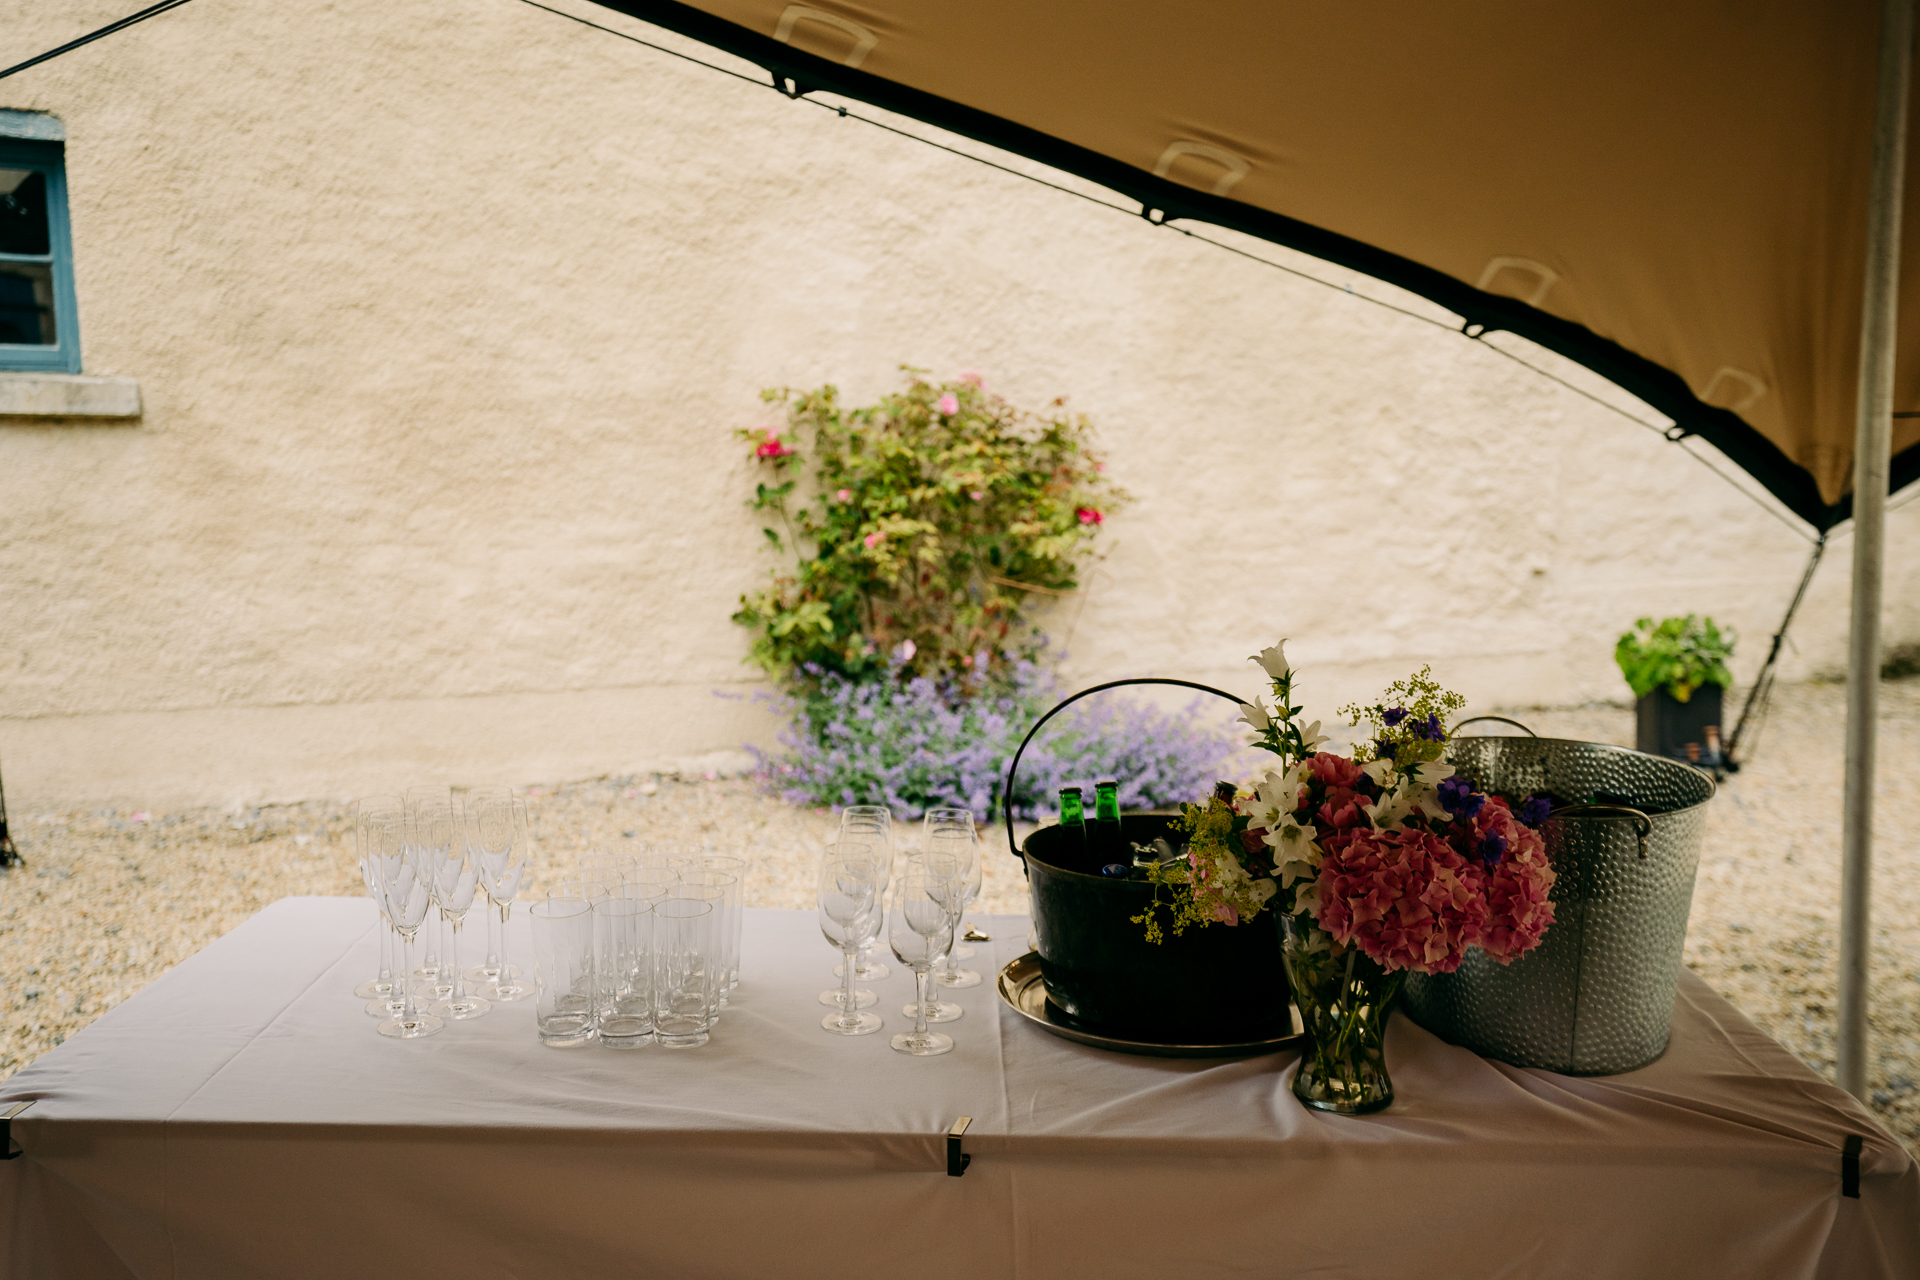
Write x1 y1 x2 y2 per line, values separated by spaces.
1250 641 1290 680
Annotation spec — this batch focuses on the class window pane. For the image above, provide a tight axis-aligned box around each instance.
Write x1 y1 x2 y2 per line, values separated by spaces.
0 168 50 256
0 263 55 345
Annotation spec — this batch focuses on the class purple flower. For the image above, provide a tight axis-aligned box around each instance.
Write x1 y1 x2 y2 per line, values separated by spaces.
1517 794 1553 827
1382 706 1408 727
1435 776 1485 820
1409 712 1445 742
1478 832 1508 867
1376 739 1398 761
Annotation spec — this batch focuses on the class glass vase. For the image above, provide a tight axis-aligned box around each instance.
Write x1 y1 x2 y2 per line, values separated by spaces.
1281 913 1404 1115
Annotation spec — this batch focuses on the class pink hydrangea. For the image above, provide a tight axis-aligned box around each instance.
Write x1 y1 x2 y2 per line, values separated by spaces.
1313 826 1489 974
1464 800 1556 962
1304 752 1369 835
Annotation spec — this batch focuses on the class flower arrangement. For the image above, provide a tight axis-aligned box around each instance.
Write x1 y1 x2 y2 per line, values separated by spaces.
1132 641 1559 1112
1136 643 1557 970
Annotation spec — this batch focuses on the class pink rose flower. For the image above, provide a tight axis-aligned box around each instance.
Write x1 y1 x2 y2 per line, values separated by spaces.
835 488 851 502
1075 508 1103 525
937 393 959 416
863 531 883 549
970 490 985 501
754 437 793 460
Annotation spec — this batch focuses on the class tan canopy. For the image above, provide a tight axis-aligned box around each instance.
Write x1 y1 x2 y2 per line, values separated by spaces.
604 0 1919 530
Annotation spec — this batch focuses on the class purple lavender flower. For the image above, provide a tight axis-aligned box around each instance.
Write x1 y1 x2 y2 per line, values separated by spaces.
1382 706 1408 727
1517 794 1553 827
1435 775 1485 820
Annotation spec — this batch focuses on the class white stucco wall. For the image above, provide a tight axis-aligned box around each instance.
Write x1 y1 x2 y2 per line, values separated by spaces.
1 0 1914 809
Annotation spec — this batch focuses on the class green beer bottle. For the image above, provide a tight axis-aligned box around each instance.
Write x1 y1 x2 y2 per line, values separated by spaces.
1093 779 1123 861
1058 786 1087 852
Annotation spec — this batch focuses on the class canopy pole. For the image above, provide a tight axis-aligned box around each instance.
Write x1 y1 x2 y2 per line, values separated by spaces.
1840 0 1913 1103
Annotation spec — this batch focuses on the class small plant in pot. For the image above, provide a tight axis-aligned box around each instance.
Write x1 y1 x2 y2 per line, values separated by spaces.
1615 615 1735 766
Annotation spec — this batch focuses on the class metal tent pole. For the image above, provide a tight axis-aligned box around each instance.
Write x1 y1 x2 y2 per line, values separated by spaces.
1839 0 1913 1102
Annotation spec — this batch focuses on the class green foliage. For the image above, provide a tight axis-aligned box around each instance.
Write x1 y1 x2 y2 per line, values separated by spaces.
1615 615 1736 702
732 370 1127 687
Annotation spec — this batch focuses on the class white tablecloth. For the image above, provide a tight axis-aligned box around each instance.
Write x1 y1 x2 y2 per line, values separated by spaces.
1 897 1913 1279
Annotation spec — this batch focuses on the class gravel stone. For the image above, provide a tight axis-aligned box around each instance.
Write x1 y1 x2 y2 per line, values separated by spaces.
2 679 1914 1150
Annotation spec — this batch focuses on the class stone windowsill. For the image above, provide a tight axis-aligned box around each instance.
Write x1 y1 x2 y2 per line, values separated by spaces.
0 373 142 420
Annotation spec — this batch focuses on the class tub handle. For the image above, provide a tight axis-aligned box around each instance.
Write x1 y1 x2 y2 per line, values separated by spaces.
1002 677 1246 865
1550 804 1653 858
1450 715 1537 737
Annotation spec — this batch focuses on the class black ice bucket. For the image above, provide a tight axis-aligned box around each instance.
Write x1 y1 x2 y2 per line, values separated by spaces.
1003 678 1291 1043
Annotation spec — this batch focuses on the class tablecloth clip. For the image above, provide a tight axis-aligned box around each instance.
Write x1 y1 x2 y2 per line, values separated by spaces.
1 1099 33 1160
947 1116 972 1177
1842 1134 1863 1198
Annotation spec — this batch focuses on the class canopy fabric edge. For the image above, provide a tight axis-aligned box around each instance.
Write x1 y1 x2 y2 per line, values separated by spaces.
597 0 1912 533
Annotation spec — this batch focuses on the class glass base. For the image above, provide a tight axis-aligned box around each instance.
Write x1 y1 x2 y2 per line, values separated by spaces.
599 1014 653 1047
464 963 522 982
834 960 891 981
818 987 878 1009
903 1000 962 1023
377 1012 444 1039
935 967 983 989
413 978 455 1002
538 1019 597 1048
479 978 536 1003
430 995 492 1020
413 962 443 980
890 1030 953 1056
952 944 976 960
354 978 394 999
365 996 407 1018
820 1010 883 1036
656 1031 709 1048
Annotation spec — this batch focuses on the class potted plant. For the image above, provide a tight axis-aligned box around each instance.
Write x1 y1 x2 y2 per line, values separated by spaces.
1614 615 1735 763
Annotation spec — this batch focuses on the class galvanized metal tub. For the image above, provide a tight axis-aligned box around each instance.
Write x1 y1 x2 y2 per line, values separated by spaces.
1400 727 1716 1075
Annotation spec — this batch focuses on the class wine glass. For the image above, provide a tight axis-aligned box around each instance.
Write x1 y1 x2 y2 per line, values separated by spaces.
818 838 881 1011
470 795 535 1002
353 795 403 1008
836 809 894 982
928 826 984 988
817 848 883 1035
373 817 443 1039
422 800 490 1021
900 851 967 1022
923 808 981 960
887 872 955 1057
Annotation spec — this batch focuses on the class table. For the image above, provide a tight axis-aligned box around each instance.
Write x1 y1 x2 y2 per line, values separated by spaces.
2 898 1914 1279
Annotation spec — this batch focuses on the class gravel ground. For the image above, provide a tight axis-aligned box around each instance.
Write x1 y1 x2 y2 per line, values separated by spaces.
3 679 1915 1148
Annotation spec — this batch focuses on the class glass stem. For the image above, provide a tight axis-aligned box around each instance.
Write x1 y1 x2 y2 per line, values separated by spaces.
377 916 393 983
498 899 513 985
448 916 465 1001
913 966 931 1039
398 929 419 1021
840 947 858 1020
483 899 501 974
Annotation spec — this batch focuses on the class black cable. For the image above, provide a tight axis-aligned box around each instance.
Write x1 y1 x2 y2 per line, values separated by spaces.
0 0 199 82
1726 532 1828 767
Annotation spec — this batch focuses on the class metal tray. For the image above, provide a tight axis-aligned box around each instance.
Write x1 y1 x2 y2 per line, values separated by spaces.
997 951 1304 1059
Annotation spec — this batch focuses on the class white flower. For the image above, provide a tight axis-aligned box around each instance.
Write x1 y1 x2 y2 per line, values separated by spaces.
1299 719 1330 753
1250 641 1290 680
1251 876 1278 905
1238 697 1273 733
1404 761 1456 821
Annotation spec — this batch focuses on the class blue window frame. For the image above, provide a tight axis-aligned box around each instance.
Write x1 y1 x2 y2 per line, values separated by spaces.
0 136 80 373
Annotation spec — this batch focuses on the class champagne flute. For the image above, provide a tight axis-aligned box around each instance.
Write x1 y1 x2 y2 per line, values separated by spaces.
423 800 490 1021
353 795 403 1009
455 785 518 985
888 872 955 1057
836 809 894 982
404 785 452 979
923 808 980 959
472 795 536 1001
374 818 443 1039
818 849 883 1036
928 826 984 988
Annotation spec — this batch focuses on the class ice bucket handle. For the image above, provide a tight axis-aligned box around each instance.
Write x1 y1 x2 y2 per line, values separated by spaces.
1450 715 1538 737
1549 804 1653 858
1002 677 1245 864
